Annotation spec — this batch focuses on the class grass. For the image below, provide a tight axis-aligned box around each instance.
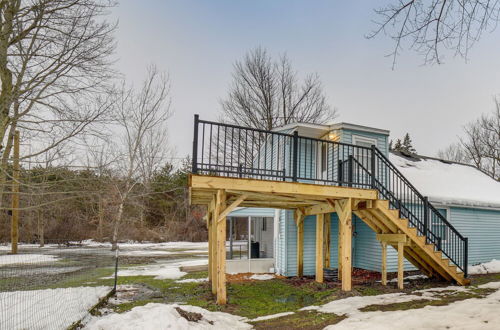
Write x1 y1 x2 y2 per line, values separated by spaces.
250 310 346 330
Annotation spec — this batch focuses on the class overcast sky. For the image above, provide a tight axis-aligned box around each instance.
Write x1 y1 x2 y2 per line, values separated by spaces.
111 0 500 161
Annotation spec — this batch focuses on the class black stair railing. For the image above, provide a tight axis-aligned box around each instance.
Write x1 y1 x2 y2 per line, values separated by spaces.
191 115 468 278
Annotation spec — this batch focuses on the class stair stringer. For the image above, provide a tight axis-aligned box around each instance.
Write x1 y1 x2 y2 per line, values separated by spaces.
354 200 469 286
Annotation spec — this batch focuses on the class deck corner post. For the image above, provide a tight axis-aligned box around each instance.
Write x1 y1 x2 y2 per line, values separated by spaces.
335 198 353 291
347 155 353 187
292 131 299 182
192 114 199 174
215 189 227 305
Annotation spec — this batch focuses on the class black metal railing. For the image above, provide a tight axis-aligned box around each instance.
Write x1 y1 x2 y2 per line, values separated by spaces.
191 115 468 277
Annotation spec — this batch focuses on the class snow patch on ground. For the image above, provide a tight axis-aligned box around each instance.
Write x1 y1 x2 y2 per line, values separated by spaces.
387 274 428 283
110 259 208 280
249 274 275 281
307 292 435 317
469 259 500 275
324 285 500 330
0 254 59 265
117 250 174 257
1 286 111 330
176 278 209 283
84 303 251 330
249 311 294 322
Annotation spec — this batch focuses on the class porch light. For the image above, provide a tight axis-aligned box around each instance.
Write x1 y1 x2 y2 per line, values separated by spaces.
328 132 339 141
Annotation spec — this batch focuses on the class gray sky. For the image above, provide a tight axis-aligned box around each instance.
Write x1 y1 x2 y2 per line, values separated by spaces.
111 1 500 160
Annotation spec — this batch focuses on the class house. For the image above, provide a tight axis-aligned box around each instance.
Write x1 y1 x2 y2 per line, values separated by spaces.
189 115 500 304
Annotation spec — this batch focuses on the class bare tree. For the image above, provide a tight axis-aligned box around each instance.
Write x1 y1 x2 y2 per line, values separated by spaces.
370 1 500 66
437 142 467 163
438 99 500 180
0 0 117 208
220 47 335 131
108 65 172 250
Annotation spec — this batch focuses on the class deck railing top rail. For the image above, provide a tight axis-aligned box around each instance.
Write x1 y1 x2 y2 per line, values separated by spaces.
191 115 468 277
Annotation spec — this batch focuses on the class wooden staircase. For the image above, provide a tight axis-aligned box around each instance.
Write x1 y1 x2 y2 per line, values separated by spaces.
355 199 469 286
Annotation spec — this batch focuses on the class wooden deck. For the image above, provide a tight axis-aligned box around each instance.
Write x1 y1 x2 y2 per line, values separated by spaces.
189 174 468 305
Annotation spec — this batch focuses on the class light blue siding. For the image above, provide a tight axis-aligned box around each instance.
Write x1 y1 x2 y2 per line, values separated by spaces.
278 211 416 276
449 207 500 265
340 129 389 156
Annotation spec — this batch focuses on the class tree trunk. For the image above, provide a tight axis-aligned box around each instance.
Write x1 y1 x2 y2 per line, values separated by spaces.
111 201 124 251
97 197 104 241
37 210 44 247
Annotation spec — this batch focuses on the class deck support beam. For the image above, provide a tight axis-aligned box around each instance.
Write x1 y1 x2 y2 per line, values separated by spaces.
315 213 325 283
324 214 331 268
295 210 305 277
398 241 404 290
381 241 387 286
335 198 353 291
213 190 227 304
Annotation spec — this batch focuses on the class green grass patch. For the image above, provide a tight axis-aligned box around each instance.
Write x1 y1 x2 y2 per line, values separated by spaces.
251 310 346 330
360 288 495 312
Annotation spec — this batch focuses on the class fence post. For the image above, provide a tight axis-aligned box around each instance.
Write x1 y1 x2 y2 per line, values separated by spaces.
423 196 429 243
348 155 353 187
113 249 119 293
192 114 199 174
292 131 298 182
464 237 468 277
371 145 376 189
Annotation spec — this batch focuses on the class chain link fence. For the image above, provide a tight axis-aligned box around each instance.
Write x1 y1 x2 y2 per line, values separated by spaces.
0 240 118 330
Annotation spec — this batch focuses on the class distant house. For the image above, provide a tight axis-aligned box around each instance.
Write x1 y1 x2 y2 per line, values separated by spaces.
224 122 500 276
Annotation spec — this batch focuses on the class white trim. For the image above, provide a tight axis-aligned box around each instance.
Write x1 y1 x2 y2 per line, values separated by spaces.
431 201 500 211
329 122 390 136
352 135 377 147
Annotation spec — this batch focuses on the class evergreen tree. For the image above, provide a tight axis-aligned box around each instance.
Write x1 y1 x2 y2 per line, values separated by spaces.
393 139 402 151
402 133 417 154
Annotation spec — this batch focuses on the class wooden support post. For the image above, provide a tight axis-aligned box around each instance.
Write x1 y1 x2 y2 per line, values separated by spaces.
215 190 227 304
211 198 218 294
337 213 342 280
315 213 325 283
11 130 20 254
381 241 387 286
335 198 352 291
324 214 331 268
295 210 304 277
398 241 404 290
207 210 212 283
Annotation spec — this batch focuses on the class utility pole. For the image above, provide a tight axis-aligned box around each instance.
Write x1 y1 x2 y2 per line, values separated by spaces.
11 130 20 254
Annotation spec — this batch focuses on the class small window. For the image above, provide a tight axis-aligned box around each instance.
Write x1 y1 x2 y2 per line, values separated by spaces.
262 218 267 231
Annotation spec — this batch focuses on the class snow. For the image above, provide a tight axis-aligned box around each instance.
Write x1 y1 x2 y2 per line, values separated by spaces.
324 283 500 330
390 153 500 208
249 312 294 322
469 259 500 275
387 274 427 283
249 274 275 280
83 303 251 330
305 292 435 316
117 250 173 256
175 278 208 283
111 259 208 280
0 254 59 265
1 286 111 330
